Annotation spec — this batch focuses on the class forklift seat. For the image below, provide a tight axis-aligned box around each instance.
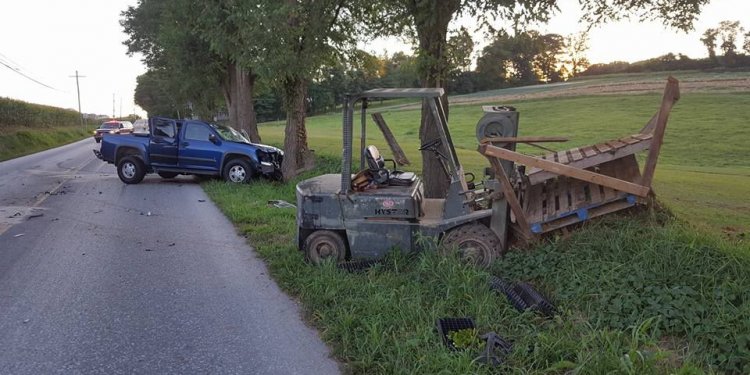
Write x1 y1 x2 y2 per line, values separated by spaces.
366 145 416 186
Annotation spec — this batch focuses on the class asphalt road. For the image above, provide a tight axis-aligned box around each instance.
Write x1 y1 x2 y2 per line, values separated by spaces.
0 139 340 374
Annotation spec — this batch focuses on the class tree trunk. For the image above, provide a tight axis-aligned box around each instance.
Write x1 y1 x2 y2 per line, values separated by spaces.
223 62 261 143
280 76 314 181
235 66 261 143
412 0 460 198
225 62 239 129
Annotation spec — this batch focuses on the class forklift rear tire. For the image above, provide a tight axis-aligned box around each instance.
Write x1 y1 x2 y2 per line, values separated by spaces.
304 230 346 265
439 223 497 268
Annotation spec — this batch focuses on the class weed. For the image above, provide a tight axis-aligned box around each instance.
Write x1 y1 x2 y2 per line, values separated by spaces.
448 328 482 351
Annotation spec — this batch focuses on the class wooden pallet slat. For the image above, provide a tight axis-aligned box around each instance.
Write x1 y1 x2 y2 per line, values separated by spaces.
620 136 640 145
606 140 628 149
570 148 584 161
632 133 654 141
557 150 569 164
581 146 598 157
526 184 545 223
479 145 650 197
594 143 612 153
570 178 587 206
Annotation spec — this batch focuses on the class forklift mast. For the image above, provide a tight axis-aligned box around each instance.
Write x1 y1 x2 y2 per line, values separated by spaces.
339 88 464 197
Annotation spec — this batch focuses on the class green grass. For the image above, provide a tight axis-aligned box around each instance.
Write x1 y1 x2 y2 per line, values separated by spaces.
255 90 750 234
201 73 750 373
202 155 750 374
0 126 94 161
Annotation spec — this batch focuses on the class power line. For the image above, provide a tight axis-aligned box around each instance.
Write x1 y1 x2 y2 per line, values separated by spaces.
0 58 61 91
0 52 24 70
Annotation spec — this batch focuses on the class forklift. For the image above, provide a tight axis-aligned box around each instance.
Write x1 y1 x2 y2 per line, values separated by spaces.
295 79 678 268
295 88 519 267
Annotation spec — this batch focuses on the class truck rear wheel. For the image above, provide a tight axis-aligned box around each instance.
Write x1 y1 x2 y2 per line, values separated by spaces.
222 158 254 183
117 156 146 184
439 223 497 268
304 230 346 265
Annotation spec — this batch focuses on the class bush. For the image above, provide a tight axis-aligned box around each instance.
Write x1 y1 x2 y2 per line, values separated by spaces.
0 97 79 130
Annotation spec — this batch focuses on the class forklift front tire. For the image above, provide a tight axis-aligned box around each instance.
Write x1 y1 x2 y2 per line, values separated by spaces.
304 230 346 265
439 223 497 268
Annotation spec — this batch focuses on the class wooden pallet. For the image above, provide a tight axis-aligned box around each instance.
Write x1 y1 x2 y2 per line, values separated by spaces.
527 133 653 185
479 77 680 238
521 156 643 233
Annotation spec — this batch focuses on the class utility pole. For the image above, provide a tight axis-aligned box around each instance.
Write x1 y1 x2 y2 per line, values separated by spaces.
112 93 115 119
69 70 85 128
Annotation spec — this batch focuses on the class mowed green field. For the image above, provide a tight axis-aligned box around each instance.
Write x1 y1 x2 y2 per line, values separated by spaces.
258 73 750 237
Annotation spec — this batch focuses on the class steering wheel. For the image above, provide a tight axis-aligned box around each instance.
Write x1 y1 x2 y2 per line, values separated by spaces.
464 172 475 183
419 138 442 151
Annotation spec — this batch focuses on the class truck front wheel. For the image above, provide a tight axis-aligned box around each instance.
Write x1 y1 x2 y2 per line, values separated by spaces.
223 158 254 183
117 156 146 184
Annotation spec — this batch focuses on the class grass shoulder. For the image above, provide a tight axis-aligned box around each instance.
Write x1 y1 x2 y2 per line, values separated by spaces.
202 155 749 374
0 126 94 162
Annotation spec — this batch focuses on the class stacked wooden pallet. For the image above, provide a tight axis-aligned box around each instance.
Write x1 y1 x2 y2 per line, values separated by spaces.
479 77 680 239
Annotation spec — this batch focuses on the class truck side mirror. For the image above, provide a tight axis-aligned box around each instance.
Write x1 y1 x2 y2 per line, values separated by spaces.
209 133 218 144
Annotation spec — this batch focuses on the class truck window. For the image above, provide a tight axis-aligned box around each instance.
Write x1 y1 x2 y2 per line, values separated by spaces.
185 123 212 141
153 119 175 138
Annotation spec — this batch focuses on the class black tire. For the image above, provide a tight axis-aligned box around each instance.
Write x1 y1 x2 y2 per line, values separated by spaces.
304 230 346 265
439 223 497 268
222 158 254 183
117 156 146 184
158 171 179 179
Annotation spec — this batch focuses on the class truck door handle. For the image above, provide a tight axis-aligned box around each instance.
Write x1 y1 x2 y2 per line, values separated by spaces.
152 138 164 144
181 142 190 147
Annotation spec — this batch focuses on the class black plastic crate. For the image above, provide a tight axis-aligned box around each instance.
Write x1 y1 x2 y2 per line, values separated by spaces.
512 282 557 317
489 277 557 317
436 317 476 351
337 259 380 273
477 332 514 366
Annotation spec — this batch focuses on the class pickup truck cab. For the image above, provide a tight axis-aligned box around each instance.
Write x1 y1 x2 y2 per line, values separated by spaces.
94 117 283 184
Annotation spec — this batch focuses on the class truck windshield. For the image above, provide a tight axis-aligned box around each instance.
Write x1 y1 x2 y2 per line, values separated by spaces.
210 124 250 143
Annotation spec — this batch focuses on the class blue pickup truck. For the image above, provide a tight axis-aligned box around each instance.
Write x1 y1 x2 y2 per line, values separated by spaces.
93 117 283 184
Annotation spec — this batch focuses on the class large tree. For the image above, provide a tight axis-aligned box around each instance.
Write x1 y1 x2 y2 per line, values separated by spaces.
371 0 711 197
717 20 743 56
564 31 590 78
446 26 475 74
700 28 719 61
535 33 565 83
121 0 260 141
195 0 373 180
